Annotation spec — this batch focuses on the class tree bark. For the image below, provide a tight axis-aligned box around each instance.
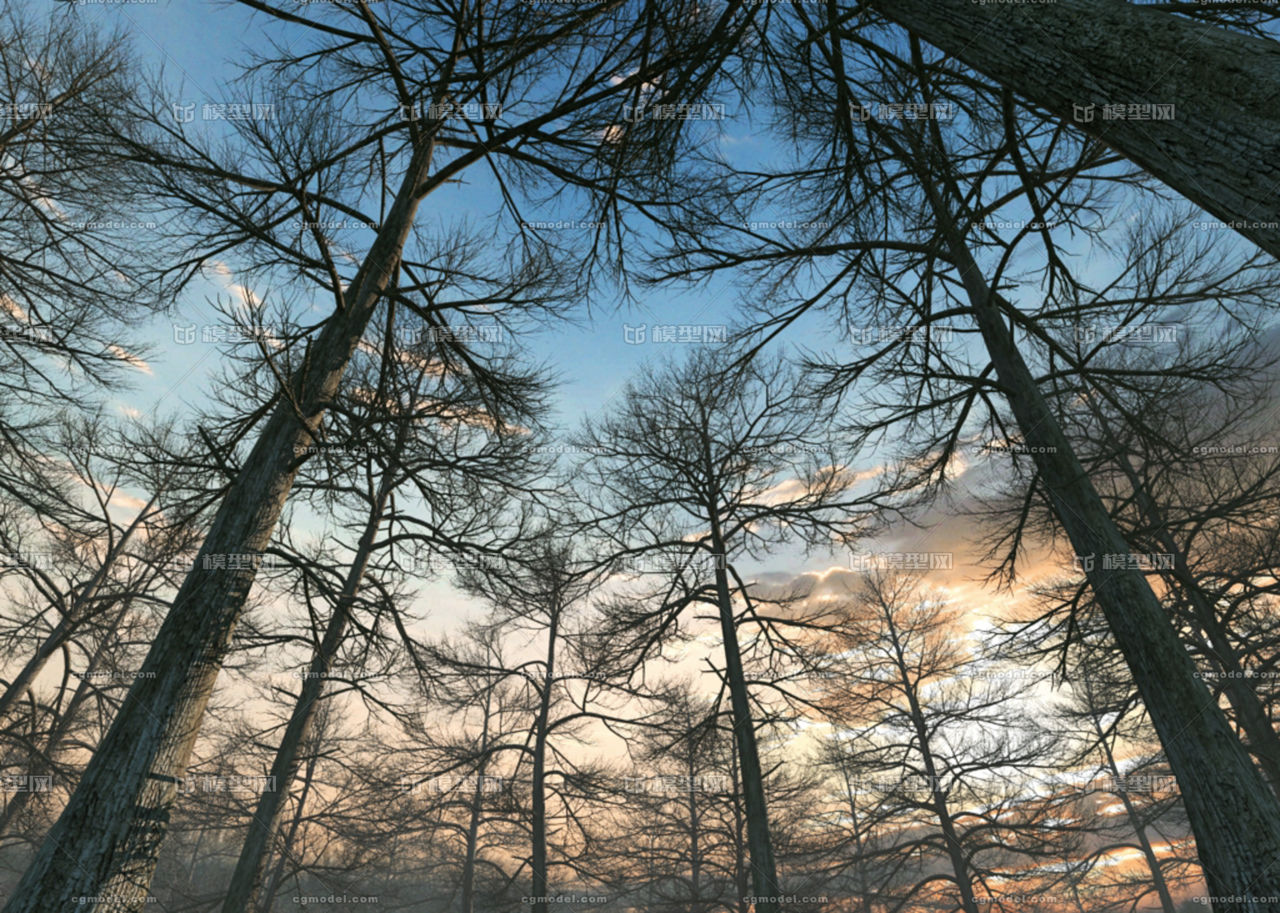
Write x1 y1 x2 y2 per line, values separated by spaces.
530 600 560 913
1 134 440 913
868 0 1280 259
706 500 783 913
927 184 1280 910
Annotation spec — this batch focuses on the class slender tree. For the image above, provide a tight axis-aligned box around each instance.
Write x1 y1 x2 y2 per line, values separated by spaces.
1 0 744 905
575 351 874 913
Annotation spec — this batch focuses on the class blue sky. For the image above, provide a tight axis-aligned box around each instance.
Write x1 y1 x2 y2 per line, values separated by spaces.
34 0 1274 611
42 0 777 446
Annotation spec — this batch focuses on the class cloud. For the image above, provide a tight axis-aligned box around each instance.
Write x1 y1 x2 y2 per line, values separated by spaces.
0 294 27 322
108 344 153 375
201 260 263 311
201 260 234 281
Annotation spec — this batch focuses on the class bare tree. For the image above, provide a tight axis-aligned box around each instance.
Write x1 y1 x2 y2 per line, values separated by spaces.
0 0 748 905
845 2 1280 257
636 22 1280 902
574 350 874 913
812 572 1067 913
0 1 180 427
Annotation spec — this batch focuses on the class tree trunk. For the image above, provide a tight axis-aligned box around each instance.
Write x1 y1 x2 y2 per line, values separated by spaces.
837 766 876 913
258 745 320 913
220 471 394 913
1 134 440 913
686 746 704 912
530 604 559 913
1089 412 1280 798
890 615 980 913
927 182 1280 909
728 750 751 913
868 0 1280 259
0 619 74 725
460 688 495 913
707 501 783 913
0 598 134 839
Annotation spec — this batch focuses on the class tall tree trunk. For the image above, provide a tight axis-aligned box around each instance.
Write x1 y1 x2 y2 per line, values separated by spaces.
530 603 559 913
889 617 980 913
837 765 876 913
867 0 1280 259
924 177 1280 909
1086 404 1280 797
1 133 441 913
221 471 394 913
728 750 751 913
460 688 495 913
686 746 704 912
258 744 321 913
706 498 783 913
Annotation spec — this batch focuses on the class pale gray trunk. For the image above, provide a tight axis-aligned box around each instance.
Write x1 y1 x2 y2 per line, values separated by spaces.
728 750 751 913
706 498 782 913
460 688 494 913
926 184 1280 909
220 471 394 913
1087 406 1280 798
1 135 439 913
686 747 704 912
530 604 559 913
869 0 1280 259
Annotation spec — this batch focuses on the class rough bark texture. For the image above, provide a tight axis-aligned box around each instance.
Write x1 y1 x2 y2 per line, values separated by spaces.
0 138 437 913
931 193 1280 910
871 0 1280 259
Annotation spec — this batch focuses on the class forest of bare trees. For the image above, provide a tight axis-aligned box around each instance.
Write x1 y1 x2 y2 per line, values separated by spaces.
1 0 1279 911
